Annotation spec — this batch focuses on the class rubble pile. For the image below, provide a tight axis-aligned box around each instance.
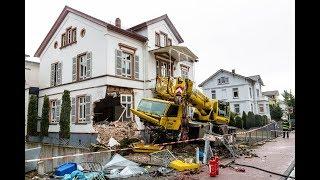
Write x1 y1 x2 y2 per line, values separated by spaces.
236 144 258 158
93 121 140 145
125 153 151 164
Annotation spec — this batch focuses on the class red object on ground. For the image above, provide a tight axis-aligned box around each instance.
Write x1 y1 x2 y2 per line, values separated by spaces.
209 155 220 177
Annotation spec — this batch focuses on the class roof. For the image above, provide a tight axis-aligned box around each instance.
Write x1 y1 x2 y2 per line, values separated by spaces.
149 45 198 62
248 75 264 86
198 69 264 87
34 6 148 57
25 60 40 64
262 90 279 97
127 14 184 43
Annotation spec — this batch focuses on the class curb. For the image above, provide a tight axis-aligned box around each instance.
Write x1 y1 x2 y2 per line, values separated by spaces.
279 158 295 180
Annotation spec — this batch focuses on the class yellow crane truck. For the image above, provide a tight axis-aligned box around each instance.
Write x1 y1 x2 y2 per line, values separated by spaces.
131 76 231 143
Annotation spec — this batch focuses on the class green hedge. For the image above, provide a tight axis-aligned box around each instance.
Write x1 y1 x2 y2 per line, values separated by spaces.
27 95 38 136
40 95 50 137
242 111 247 129
229 111 236 127
235 116 243 129
59 90 71 139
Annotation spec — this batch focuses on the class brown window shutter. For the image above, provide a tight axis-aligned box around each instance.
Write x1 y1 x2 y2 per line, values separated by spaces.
56 100 61 122
50 63 55 87
115 49 122 76
71 97 76 123
57 62 62 85
134 55 139 79
86 52 92 78
72 57 77 82
85 95 91 123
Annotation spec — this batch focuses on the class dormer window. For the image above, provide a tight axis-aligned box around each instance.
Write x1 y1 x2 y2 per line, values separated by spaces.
159 32 167 47
155 32 160 47
61 27 77 48
218 77 229 85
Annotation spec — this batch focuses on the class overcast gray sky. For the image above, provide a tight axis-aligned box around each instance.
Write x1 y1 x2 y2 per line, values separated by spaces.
25 0 295 96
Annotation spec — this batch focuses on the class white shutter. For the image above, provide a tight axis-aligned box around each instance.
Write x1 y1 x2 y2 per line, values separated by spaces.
86 52 92 78
56 100 61 122
57 62 62 85
134 55 139 79
50 64 55 86
71 97 76 123
85 95 91 123
72 57 77 82
115 49 122 76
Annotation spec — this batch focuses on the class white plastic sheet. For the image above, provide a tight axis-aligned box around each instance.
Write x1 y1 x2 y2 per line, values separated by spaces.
108 137 120 147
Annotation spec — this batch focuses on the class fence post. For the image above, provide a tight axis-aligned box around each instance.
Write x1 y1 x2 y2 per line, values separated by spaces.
37 161 45 175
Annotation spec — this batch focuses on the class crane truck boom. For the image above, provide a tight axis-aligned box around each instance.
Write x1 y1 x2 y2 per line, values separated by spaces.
130 76 230 142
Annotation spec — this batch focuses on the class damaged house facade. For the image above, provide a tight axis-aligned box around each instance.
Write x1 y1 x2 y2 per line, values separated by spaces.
33 6 198 146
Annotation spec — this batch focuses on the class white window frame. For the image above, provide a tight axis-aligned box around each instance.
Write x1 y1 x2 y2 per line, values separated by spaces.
121 52 132 78
53 63 59 86
234 104 240 114
78 54 87 80
160 62 168 77
50 100 57 123
259 104 264 113
159 32 167 47
121 94 133 118
211 90 216 99
256 89 260 98
181 66 189 78
218 77 229 85
233 88 239 99
249 87 252 98
78 96 86 123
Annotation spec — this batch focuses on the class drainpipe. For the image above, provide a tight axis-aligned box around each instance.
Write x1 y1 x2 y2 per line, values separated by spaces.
143 42 148 97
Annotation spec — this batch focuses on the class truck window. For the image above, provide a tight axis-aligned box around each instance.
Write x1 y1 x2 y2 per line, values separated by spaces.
166 105 179 117
137 99 168 116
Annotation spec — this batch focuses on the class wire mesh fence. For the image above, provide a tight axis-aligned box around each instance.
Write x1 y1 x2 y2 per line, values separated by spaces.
233 121 282 146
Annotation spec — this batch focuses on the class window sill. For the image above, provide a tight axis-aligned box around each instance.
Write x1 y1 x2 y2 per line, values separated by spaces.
59 41 77 49
233 97 239 99
73 122 89 125
49 122 59 125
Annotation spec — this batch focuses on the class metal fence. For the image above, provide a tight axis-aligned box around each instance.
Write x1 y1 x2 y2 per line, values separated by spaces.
233 121 282 146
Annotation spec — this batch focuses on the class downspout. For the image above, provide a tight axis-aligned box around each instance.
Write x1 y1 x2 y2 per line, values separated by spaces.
143 41 148 97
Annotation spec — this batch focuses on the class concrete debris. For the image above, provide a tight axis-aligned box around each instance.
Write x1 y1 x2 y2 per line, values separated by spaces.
108 137 120 147
93 121 139 144
125 153 151 164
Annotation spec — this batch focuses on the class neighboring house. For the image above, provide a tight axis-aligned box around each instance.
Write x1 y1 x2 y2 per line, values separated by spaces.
198 69 270 119
32 6 198 147
262 90 279 105
25 56 40 135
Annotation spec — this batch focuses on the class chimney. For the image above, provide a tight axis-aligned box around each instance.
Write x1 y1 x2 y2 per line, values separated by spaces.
232 69 235 74
115 18 121 28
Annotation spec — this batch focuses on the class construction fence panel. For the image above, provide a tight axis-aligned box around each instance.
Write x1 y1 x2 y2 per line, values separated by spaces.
233 121 281 147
